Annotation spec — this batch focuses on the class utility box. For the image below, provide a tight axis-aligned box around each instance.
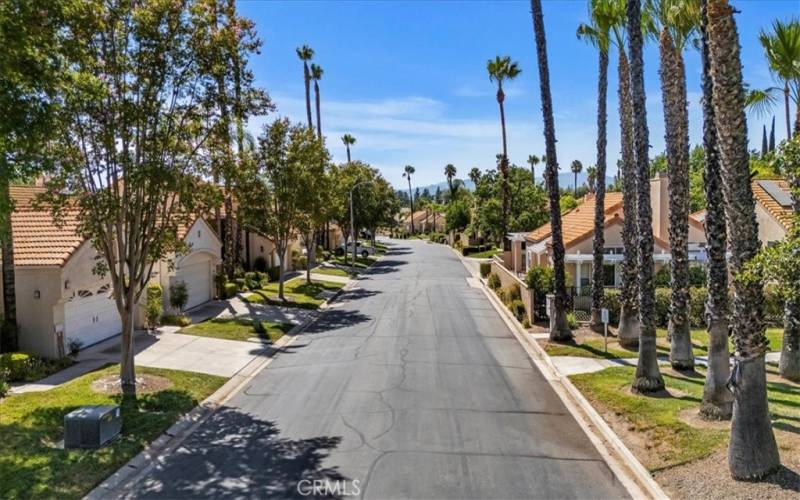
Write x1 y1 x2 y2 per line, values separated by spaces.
64 405 122 449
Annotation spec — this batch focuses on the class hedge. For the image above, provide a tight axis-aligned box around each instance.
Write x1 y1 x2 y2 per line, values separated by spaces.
487 273 501 290
479 262 491 278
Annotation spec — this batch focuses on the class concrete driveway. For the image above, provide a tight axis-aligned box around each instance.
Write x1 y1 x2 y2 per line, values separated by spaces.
122 239 630 499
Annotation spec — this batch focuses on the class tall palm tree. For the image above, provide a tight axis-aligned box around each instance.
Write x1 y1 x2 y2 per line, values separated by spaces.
698 0 732 421
444 163 457 199
487 55 521 250
403 165 416 234
759 19 800 138
570 160 583 193
296 45 314 129
707 0 780 478
468 167 481 186
527 155 540 183
530 0 572 341
341 134 355 163
648 0 700 371
608 0 640 347
628 0 664 393
310 63 323 140
586 166 597 193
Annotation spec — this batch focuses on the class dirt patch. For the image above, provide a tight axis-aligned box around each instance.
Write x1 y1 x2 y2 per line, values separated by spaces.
596 408 677 471
678 407 731 430
90 374 173 395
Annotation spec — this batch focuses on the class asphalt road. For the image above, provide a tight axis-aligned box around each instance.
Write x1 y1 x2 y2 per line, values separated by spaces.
128 239 630 499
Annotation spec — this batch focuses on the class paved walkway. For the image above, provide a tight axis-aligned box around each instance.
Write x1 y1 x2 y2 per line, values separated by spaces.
549 351 782 376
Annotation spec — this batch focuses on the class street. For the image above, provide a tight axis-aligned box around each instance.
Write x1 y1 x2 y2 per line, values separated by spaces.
128 239 630 499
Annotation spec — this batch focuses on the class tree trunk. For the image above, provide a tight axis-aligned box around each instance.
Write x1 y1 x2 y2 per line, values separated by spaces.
314 81 322 140
617 51 640 348
277 250 286 300
784 82 791 141
224 193 236 278
699 0 733 420
0 174 18 352
498 93 510 251
346 145 351 163
304 62 313 130
590 49 609 332
407 179 415 234
659 29 694 371
779 300 800 381
119 304 137 396
627 0 664 393
707 0 780 478
530 0 572 342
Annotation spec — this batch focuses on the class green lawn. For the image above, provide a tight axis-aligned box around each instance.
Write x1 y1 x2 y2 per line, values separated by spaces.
467 247 500 259
0 365 225 499
311 266 352 278
244 277 344 309
327 254 375 269
178 318 294 343
543 327 784 360
570 364 800 472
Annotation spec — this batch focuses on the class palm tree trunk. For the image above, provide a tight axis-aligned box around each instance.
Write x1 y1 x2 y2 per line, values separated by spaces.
304 62 313 129
590 49 608 331
346 145 351 163
628 0 664 393
779 301 800 381
498 95 510 251
659 29 694 370
784 81 791 140
617 50 640 348
407 179 415 234
707 0 780 479
699 0 733 420
314 81 322 140
0 174 18 352
530 0 571 341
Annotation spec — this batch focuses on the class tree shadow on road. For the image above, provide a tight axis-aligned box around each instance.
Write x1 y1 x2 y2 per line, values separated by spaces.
306 309 372 333
133 408 350 499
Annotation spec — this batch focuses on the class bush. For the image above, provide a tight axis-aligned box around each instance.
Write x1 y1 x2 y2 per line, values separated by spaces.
255 271 268 282
654 266 671 287
654 288 671 327
161 314 192 327
253 256 267 272
689 287 708 328
244 272 258 291
479 262 491 278
214 272 227 299
496 288 507 304
0 367 9 398
487 273 501 290
522 317 531 329
689 265 706 287
224 282 238 299
293 255 308 270
259 278 270 289
170 281 189 312
267 266 281 282
0 353 31 382
233 278 246 291
601 288 621 325
566 313 579 329
525 267 554 298
145 284 163 330
509 299 526 322
503 284 521 304
763 284 784 325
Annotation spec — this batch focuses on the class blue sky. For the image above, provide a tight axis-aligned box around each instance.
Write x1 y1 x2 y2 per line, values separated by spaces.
239 0 799 188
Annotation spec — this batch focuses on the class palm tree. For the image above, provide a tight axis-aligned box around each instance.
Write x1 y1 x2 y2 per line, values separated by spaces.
310 63 323 139
0 179 17 352
759 19 800 138
296 45 314 129
403 165 416 234
444 163 457 199
647 0 700 371
527 155 540 183
530 0 572 341
706 0 779 477
341 134 356 163
468 167 481 185
628 0 664 393
608 0 641 348
586 166 597 193
570 160 583 193
698 0 732 421
487 55 521 249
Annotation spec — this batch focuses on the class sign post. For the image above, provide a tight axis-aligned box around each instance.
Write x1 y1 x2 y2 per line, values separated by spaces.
601 308 609 353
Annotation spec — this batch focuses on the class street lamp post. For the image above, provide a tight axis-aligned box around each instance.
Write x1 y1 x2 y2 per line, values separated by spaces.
349 181 373 267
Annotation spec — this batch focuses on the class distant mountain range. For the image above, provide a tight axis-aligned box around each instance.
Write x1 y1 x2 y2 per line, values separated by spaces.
396 173 616 195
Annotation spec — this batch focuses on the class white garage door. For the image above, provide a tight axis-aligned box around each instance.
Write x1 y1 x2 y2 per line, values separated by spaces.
64 291 122 348
176 259 212 310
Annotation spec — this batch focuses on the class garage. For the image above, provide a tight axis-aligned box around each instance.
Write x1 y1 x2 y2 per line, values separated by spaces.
63 288 122 348
175 257 212 310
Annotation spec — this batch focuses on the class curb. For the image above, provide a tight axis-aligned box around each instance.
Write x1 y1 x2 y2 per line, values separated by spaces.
86 271 363 499
449 246 668 500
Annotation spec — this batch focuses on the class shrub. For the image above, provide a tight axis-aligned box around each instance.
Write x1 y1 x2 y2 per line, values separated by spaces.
509 299 526 322
145 284 163 330
66 337 83 358
522 317 531 329
214 272 227 299
601 288 621 325
244 272 259 291
161 314 192 327
496 288 507 304
689 287 708 328
0 367 9 398
224 282 238 299
654 266 671 287
487 273 501 290
259 278 270 289
479 262 491 278
0 353 31 382
169 281 189 312
253 256 268 272
763 284 784 326
504 283 521 303
233 278 246 291
267 266 281 282
294 255 308 270
654 288 671 327
255 271 267 282
252 319 266 335
525 267 554 298
566 313 579 329
688 265 706 287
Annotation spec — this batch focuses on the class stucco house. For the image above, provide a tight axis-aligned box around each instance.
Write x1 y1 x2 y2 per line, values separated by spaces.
402 209 446 234
0 185 221 358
